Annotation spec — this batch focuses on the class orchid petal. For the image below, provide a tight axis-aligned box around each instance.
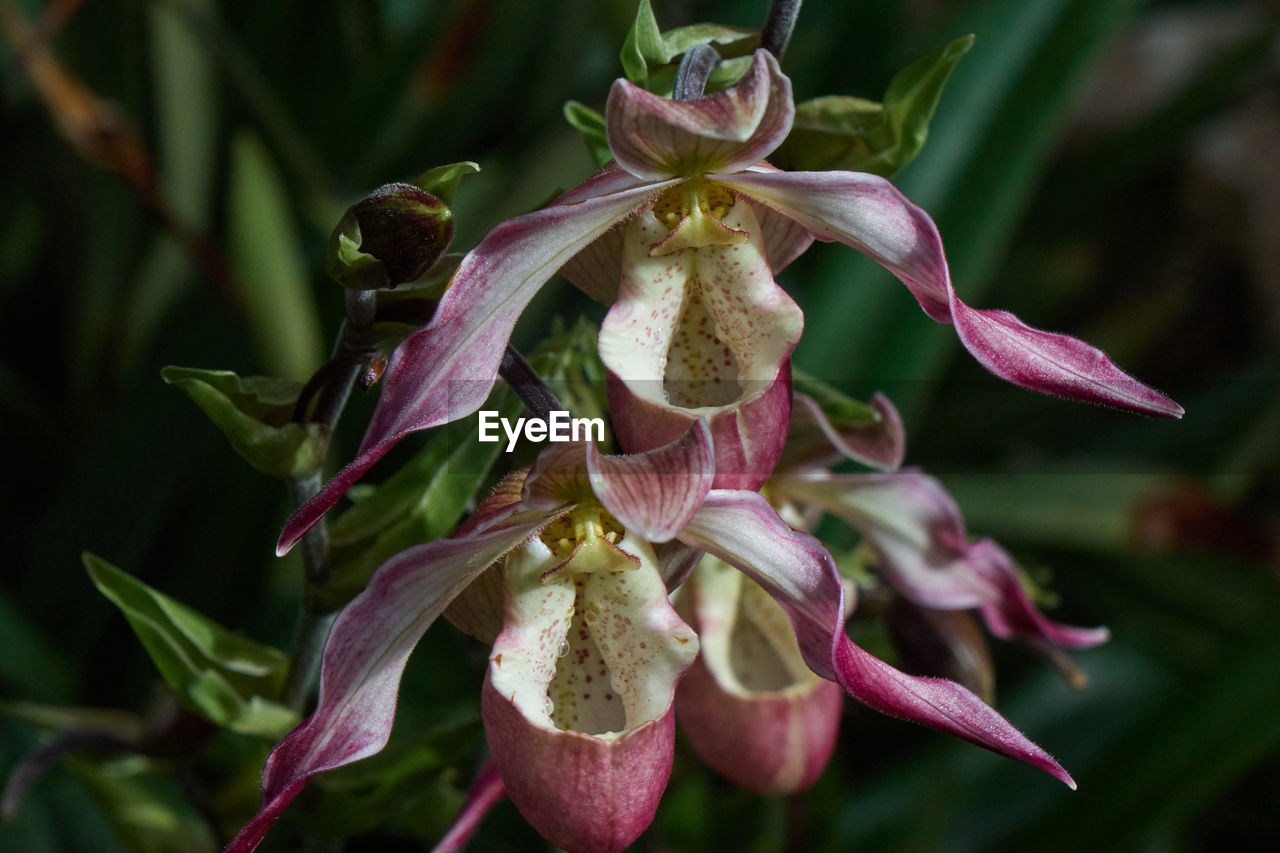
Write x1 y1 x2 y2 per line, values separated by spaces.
432 763 506 853
484 533 697 853
587 419 715 542
227 505 563 853
679 490 1075 787
785 391 906 472
606 50 794 180
717 169 1183 418
676 560 843 794
277 172 673 555
771 470 1109 648
599 197 801 489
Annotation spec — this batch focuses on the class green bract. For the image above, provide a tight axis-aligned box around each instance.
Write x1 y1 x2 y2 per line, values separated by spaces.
775 35 974 176
160 366 324 480
621 0 757 93
84 554 296 738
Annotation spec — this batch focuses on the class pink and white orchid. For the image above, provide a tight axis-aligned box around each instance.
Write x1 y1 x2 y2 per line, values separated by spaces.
279 48 1180 555
233 421 1077 852
770 392 1109 653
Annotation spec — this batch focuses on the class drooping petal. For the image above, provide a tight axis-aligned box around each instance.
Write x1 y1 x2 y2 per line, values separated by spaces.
717 169 1184 419
587 418 715 542
227 504 564 853
484 533 697 853
676 559 843 794
432 763 506 853
678 490 1075 787
770 470 1109 649
783 391 906 472
606 50 794 180
599 197 801 489
277 172 673 555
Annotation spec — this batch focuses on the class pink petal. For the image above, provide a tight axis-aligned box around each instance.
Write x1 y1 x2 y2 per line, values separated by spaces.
676 561 843 794
678 490 1075 787
586 419 715 542
606 51 794 180
483 684 676 853
227 505 563 853
784 391 906 472
276 171 671 555
771 471 1109 649
717 169 1184 419
431 763 506 853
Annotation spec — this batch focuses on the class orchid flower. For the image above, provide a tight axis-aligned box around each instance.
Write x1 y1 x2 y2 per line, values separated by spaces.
279 48 1180 555
233 421 1076 851
770 392 1109 653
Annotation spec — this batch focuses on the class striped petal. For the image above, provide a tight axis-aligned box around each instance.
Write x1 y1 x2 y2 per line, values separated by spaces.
718 169 1184 419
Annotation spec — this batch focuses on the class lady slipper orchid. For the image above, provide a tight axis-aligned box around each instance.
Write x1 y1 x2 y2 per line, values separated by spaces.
279 48 1180 555
674 556 845 795
769 392 1109 652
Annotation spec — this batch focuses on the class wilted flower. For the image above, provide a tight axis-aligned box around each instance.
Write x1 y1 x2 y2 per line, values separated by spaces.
279 49 1179 555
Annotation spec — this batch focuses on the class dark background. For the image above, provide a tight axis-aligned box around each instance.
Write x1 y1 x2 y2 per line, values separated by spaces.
2 0 1278 850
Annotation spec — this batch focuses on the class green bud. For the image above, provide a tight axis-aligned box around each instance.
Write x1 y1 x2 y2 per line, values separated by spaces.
327 182 454 290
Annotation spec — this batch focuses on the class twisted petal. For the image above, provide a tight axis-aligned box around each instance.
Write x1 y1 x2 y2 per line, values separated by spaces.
277 170 672 555
587 419 715 542
717 169 1184 419
606 50 794 180
678 490 1075 787
784 391 905 472
771 470 1109 649
227 502 564 853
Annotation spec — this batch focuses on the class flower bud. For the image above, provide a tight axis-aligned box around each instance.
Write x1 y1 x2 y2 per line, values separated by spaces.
326 182 453 290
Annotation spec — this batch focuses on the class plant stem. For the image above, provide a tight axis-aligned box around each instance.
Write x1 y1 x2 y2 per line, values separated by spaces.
761 0 802 60
499 344 564 420
281 289 377 709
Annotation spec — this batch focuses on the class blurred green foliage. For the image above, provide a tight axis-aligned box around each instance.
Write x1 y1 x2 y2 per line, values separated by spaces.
2 0 1277 850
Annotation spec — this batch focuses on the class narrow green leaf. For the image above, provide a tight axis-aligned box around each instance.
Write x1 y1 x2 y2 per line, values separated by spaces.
563 101 612 168
227 131 324 381
777 35 973 176
619 0 757 90
160 366 324 479
83 554 296 737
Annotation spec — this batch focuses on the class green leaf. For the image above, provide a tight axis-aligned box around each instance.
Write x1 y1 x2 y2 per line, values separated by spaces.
71 757 218 853
160 366 324 479
563 101 612 168
411 160 480 207
619 0 757 90
83 554 296 737
776 35 974 176
791 369 881 428
227 130 324 381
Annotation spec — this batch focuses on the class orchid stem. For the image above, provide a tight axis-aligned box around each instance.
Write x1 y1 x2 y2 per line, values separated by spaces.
761 0 801 60
282 289 377 709
499 345 564 421
673 43 720 100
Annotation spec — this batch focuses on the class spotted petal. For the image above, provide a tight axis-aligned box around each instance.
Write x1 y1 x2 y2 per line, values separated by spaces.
717 169 1184 419
227 502 565 853
678 490 1075 787
606 50 794 180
